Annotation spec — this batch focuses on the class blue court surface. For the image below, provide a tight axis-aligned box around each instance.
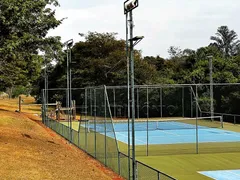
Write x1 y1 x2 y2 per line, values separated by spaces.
111 128 240 145
199 170 240 180
88 121 240 145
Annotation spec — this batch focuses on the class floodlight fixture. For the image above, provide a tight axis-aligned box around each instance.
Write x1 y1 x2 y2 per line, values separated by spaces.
207 55 213 59
124 0 138 14
64 39 74 48
129 36 144 46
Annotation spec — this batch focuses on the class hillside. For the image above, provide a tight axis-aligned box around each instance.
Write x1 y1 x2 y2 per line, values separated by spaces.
0 97 121 180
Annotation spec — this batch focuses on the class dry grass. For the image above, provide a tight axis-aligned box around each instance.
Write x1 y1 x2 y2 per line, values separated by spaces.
0 97 122 180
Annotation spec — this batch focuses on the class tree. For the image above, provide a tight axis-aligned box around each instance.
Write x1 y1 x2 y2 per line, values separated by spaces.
43 32 158 89
0 0 63 95
210 26 240 57
168 46 182 58
144 55 165 71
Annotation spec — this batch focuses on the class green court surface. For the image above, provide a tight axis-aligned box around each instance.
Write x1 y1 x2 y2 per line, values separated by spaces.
122 123 240 179
138 152 240 180
66 121 240 180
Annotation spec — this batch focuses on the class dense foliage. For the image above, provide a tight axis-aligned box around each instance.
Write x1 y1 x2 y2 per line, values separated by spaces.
0 0 63 97
33 27 240 116
0 1 240 116
38 27 240 91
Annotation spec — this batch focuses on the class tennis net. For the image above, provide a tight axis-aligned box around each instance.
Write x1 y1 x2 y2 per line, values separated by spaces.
84 116 223 132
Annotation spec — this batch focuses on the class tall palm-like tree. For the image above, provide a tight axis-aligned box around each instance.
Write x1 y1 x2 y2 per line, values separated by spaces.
210 26 240 57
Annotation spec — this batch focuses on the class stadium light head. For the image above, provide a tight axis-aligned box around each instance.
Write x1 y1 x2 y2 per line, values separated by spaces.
124 0 139 14
129 36 144 42
207 55 213 59
64 39 74 48
129 36 144 46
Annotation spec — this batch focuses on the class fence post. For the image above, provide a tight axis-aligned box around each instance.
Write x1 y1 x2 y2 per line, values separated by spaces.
182 87 184 117
195 85 199 154
137 88 139 119
104 86 107 166
221 115 224 128
41 90 45 124
136 161 138 180
160 88 163 118
85 120 87 151
146 87 149 156
78 122 80 147
94 88 97 158
73 100 76 120
190 87 193 118
18 96 22 112
90 89 93 119
85 88 88 151
113 88 116 118
234 116 236 125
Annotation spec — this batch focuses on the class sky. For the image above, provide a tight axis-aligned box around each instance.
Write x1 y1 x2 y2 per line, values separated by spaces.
48 0 240 58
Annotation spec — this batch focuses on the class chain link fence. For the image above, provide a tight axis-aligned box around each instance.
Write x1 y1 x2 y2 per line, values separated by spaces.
41 84 240 178
42 86 176 180
105 84 240 155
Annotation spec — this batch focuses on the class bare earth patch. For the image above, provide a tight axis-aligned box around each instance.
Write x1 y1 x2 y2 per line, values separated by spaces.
0 97 123 180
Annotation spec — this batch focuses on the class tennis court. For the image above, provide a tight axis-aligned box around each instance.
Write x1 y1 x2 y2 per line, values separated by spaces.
199 169 240 180
86 117 240 145
113 128 240 145
43 85 240 180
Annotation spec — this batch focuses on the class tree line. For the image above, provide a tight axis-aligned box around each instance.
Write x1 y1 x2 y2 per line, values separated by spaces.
0 0 63 98
37 26 240 87
1 1 240 117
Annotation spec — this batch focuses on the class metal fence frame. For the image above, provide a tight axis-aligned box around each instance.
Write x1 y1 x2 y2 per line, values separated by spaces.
41 83 240 179
42 86 176 180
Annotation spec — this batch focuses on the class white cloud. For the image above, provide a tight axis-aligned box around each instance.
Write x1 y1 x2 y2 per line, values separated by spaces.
48 0 240 58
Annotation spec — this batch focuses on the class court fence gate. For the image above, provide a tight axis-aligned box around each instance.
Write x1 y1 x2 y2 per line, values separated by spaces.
41 85 176 180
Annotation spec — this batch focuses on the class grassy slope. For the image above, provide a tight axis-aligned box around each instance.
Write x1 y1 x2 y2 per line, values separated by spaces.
0 97 121 180
0 95 42 117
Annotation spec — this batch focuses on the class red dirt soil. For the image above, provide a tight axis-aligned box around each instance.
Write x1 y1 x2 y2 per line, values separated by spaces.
0 98 124 180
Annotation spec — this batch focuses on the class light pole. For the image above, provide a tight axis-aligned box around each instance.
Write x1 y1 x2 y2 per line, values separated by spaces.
64 39 74 142
124 1 143 179
207 55 214 119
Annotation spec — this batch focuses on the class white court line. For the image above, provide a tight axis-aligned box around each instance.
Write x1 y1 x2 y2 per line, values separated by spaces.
116 132 146 144
105 127 240 145
196 139 240 143
223 176 235 180
200 129 240 138
99 132 131 145
162 121 203 129
197 171 233 180
160 130 180 136
148 135 195 138
227 170 240 178
116 131 240 142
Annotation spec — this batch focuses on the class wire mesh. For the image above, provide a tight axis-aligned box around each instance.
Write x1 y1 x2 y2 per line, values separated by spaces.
87 116 223 133
119 152 176 180
41 84 240 179
42 87 177 180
